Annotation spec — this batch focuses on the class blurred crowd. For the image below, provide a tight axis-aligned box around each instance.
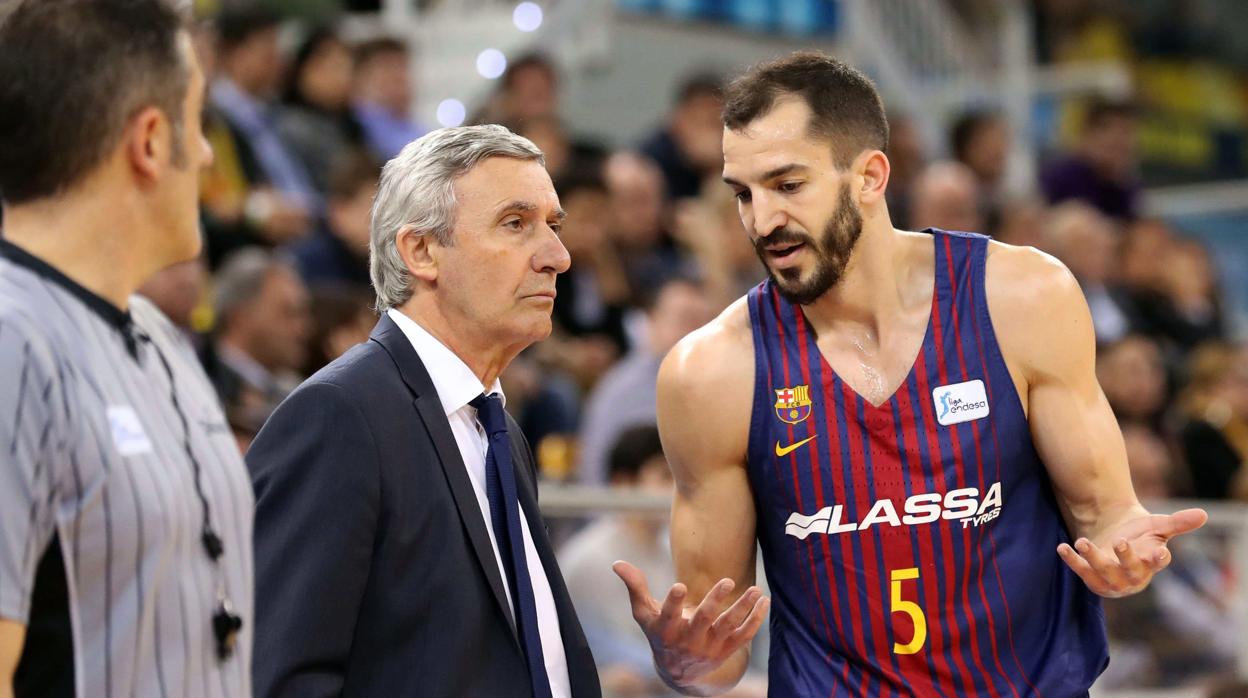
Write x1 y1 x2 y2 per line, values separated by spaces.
133 6 1247 695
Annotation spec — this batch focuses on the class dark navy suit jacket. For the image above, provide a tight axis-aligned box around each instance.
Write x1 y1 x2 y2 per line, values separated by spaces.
247 314 601 697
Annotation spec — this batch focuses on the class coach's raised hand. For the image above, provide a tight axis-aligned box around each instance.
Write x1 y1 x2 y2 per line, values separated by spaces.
1057 507 1208 598
614 561 769 696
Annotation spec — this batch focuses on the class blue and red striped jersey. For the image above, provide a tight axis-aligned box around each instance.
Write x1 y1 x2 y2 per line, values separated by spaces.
745 229 1108 696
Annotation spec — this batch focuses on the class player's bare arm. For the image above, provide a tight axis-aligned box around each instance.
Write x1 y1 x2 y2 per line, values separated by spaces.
614 299 770 696
986 242 1207 597
0 619 24 698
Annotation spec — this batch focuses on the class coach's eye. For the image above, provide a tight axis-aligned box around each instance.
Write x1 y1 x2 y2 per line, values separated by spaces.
779 181 803 194
503 217 524 230
734 189 752 203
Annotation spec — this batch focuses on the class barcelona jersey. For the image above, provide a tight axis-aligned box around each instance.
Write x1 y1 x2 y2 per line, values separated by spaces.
745 230 1108 696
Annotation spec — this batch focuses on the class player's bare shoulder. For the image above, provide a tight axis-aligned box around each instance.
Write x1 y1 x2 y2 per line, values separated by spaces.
985 240 1094 383
656 295 755 472
660 295 753 401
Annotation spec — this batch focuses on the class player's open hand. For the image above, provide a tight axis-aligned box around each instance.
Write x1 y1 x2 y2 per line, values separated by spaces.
1056 508 1208 598
613 560 769 689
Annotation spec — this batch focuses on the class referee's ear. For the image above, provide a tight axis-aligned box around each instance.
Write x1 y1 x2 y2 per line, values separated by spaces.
396 224 439 286
126 106 170 186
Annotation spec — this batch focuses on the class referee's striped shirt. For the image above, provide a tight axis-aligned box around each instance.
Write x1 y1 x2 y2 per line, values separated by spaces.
0 239 254 698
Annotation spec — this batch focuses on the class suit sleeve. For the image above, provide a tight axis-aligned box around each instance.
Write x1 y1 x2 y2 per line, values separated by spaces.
246 380 380 698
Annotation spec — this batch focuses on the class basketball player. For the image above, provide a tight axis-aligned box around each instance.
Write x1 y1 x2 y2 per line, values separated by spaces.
614 52 1207 696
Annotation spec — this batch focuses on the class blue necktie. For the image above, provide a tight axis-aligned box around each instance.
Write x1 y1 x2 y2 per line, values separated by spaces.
470 393 553 698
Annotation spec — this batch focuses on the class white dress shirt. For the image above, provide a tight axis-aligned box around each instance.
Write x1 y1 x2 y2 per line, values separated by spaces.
387 309 571 697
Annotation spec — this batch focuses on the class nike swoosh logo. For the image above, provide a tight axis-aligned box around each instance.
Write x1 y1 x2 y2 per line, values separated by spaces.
775 435 817 457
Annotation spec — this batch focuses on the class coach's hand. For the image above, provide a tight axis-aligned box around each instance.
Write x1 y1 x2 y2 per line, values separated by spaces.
1056 508 1208 598
613 561 769 692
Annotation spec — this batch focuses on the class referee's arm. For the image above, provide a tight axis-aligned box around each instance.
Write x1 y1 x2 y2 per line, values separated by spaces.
0 326 65 698
246 379 382 698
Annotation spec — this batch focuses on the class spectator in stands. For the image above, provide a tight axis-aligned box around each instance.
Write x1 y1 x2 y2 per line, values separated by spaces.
560 424 677 696
1178 343 1248 500
949 108 1010 222
1043 202 1136 343
490 53 560 125
1143 237 1226 355
552 168 632 354
287 150 379 290
1121 422 1176 501
1040 97 1141 220
672 178 763 309
138 255 209 349
203 9 314 267
883 112 926 229
1096 334 1167 427
604 151 686 298
577 277 714 485
640 72 725 201
990 196 1049 248
202 248 311 447
352 38 426 160
303 285 374 376
909 161 984 233
277 27 365 195
511 115 605 183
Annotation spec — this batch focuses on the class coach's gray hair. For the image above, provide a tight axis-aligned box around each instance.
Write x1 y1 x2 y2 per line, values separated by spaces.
369 124 545 311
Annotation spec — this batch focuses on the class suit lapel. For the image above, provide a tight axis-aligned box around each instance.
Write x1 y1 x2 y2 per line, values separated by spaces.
370 315 519 639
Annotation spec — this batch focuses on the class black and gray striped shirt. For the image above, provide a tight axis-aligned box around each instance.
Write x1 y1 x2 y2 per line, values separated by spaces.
0 239 254 697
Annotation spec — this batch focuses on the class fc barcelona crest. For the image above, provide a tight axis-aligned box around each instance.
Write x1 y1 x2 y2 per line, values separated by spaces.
775 385 813 424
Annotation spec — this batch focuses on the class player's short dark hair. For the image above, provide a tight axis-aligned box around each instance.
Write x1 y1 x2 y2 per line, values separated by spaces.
354 37 408 70
607 424 666 482
723 51 889 168
215 7 281 54
949 109 1001 162
0 0 190 204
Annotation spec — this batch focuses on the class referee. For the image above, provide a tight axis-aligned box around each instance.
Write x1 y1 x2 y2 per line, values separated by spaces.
0 2 253 697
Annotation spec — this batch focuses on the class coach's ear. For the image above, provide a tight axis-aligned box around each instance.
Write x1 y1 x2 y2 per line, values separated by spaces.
396 225 438 285
853 149 890 208
125 106 169 184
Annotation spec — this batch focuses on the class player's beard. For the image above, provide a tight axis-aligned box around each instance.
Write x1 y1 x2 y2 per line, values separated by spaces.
755 181 864 306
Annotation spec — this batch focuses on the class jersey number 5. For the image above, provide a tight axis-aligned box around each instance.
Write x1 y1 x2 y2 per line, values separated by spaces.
891 567 927 655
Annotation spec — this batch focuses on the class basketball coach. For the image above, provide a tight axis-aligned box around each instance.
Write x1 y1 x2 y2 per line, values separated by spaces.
246 125 600 697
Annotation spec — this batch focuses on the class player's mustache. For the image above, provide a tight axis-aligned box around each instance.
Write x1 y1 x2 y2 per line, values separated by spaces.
755 228 816 253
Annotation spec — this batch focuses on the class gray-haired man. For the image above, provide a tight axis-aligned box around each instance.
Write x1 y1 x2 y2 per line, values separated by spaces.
246 125 601 697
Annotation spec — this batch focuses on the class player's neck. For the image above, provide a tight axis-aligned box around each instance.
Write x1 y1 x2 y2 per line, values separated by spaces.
801 220 914 336
1 189 151 311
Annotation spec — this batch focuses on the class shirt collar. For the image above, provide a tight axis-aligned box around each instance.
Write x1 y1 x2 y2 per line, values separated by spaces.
0 236 133 331
386 308 505 416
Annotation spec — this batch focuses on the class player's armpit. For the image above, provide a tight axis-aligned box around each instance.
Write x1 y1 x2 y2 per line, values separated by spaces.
0 618 26 698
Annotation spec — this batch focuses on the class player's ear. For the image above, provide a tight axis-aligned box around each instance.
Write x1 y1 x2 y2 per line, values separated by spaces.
396 225 439 284
854 150 890 207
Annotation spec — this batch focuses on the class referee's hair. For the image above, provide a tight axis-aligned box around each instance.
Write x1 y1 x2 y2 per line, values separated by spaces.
0 0 191 205
723 51 889 170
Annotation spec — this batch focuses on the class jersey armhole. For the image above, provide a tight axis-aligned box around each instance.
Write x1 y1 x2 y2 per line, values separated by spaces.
745 289 770 481
973 241 1030 423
